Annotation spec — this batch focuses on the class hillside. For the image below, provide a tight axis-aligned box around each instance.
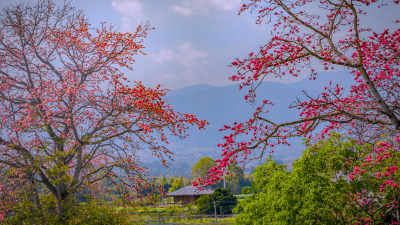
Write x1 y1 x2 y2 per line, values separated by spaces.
141 71 354 176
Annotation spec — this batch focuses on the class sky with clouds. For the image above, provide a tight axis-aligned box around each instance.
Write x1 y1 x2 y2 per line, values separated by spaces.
105 0 272 89
1 0 399 90
0 0 278 90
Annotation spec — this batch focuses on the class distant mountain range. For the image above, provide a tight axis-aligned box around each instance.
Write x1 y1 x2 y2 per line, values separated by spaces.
141 71 355 177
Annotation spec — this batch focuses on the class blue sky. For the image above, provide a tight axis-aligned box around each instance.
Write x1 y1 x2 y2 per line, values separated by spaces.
99 0 277 89
0 0 288 90
1 0 399 90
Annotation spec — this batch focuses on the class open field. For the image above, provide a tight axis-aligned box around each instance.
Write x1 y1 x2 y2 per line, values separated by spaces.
116 195 248 224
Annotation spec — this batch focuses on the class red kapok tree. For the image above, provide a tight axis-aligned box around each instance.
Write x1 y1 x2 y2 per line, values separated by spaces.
195 0 400 223
0 0 207 221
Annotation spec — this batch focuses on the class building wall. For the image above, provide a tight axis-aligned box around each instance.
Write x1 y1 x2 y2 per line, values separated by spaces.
173 195 202 205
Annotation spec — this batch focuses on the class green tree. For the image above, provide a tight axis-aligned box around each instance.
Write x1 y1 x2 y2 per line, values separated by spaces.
195 188 238 215
168 176 191 192
234 134 399 224
234 158 292 224
192 157 217 179
0 0 207 222
158 174 171 193
4 194 131 225
225 165 251 194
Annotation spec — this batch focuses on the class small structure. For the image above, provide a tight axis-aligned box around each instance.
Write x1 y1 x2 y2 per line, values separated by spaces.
167 186 214 205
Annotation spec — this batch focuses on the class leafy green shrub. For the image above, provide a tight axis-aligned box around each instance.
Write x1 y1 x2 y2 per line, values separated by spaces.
3 194 130 225
234 134 400 224
195 188 237 215
69 200 131 225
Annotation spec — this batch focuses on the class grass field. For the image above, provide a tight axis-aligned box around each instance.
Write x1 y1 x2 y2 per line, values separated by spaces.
115 194 249 224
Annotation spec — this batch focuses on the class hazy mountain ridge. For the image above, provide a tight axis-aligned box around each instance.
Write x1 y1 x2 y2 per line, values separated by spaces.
142 71 354 176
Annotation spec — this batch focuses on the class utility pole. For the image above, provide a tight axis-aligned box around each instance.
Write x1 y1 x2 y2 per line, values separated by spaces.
223 174 225 188
214 201 218 224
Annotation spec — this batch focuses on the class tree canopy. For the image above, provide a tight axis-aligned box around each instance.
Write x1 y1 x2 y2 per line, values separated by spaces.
192 157 217 179
235 134 400 224
0 0 206 222
194 1 400 222
195 188 238 215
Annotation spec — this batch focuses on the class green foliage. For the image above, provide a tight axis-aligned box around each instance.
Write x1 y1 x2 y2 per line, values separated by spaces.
225 165 252 194
4 190 59 225
192 157 217 179
158 174 171 192
116 203 237 224
167 176 191 192
192 157 252 194
3 192 130 225
195 188 238 215
234 133 391 224
66 200 131 225
233 159 292 224
195 193 213 214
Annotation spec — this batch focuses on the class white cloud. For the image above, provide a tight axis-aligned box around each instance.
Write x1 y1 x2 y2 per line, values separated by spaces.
152 42 208 67
172 5 193 16
150 42 209 86
111 0 144 32
177 42 208 66
210 0 241 11
153 49 176 63
171 0 241 16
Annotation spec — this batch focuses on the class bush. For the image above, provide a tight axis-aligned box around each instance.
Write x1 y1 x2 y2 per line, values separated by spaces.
69 200 131 225
234 134 400 224
195 188 237 215
3 195 130 225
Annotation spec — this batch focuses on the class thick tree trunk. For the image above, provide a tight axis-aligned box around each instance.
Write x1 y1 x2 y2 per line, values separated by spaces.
29 177 42 213
57 202 67 223
56 183 69 223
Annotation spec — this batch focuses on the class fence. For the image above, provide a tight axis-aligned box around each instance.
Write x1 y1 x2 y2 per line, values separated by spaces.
130 214 237 224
